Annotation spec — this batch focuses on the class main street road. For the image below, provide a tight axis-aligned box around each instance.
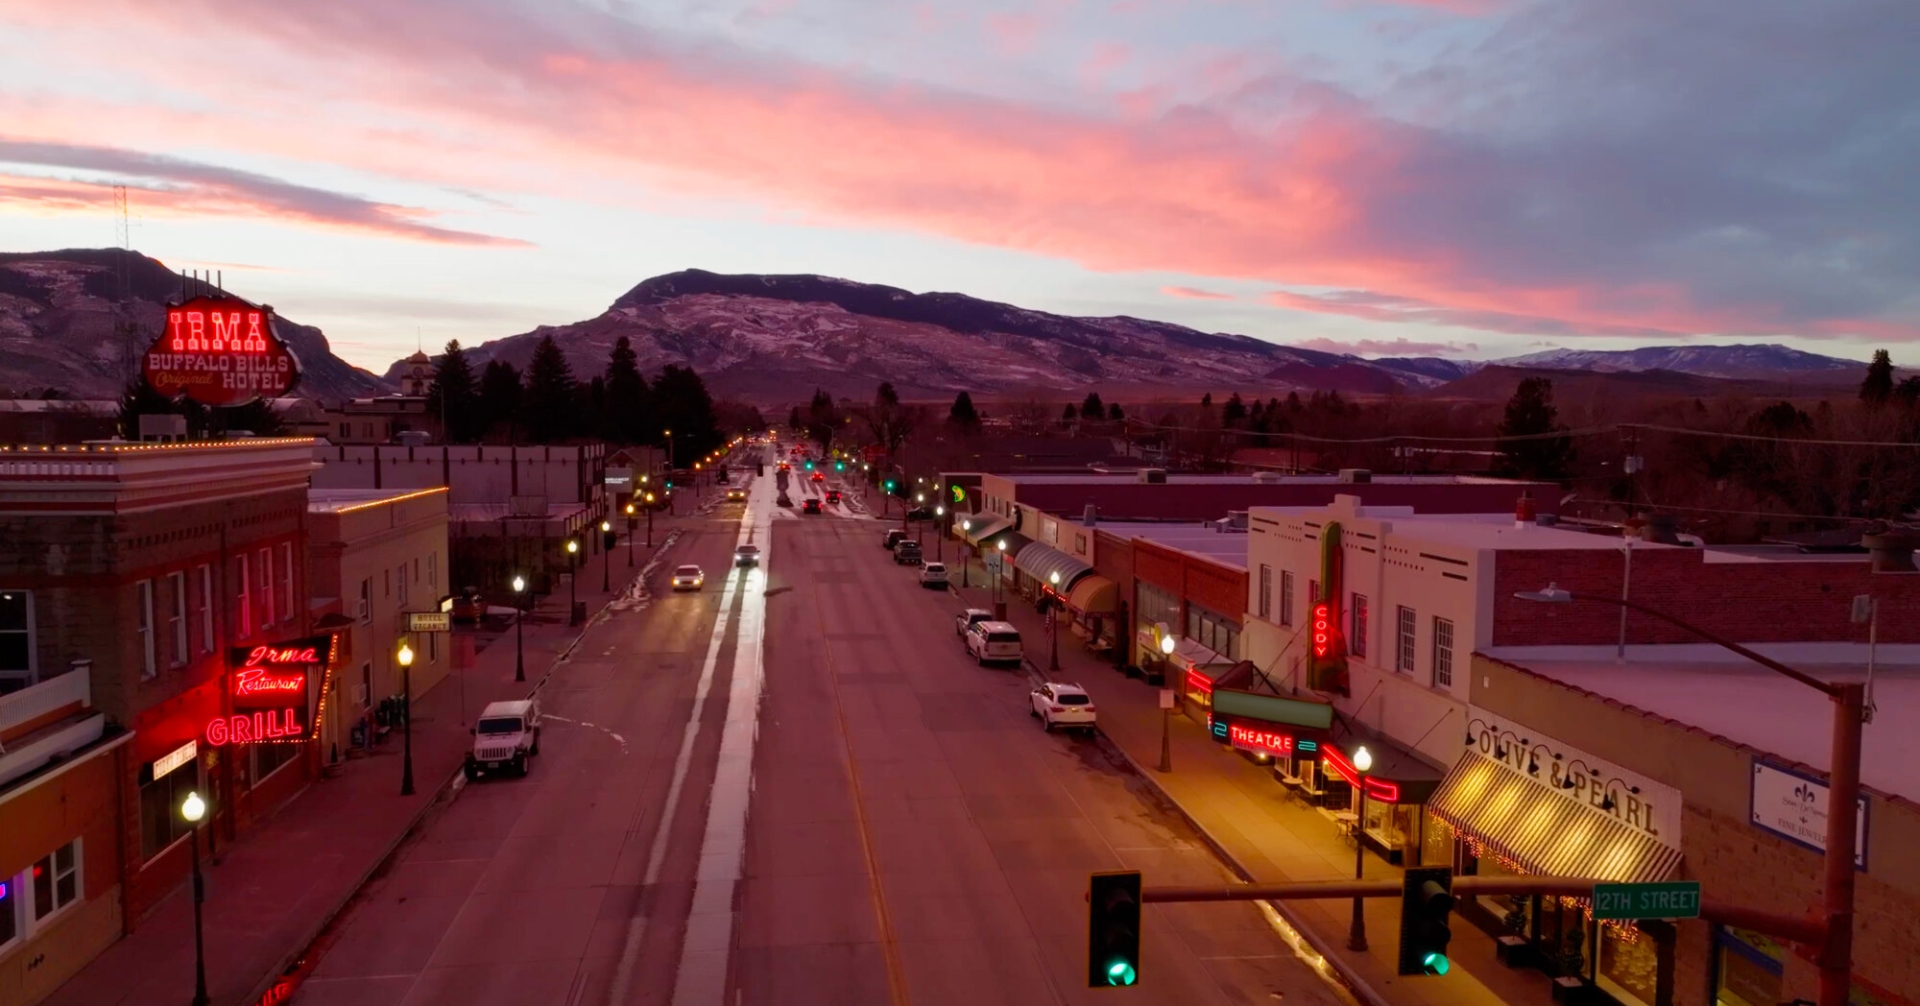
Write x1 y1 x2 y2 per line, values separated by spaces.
292 464 1348 1006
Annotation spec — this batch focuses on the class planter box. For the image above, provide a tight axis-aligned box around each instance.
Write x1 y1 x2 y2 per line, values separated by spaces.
1496 935 1531 969
1551 976 1589 1005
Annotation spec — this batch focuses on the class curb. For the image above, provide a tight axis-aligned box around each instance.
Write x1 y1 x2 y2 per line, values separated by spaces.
237 537 676 1006
1095 723 1391 1006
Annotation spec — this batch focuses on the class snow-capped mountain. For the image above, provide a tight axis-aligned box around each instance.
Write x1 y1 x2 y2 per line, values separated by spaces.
388 269 1468 402
1493 344 1860 379
0 249 386 400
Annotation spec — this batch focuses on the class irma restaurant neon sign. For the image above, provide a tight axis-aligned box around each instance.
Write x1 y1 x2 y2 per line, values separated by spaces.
205 637 331 746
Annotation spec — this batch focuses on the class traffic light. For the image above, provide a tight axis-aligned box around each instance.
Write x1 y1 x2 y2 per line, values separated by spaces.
1086 871 1141 987
884 479 896 492
1398 867 1454 976
805 460 814 471
836 460 845 471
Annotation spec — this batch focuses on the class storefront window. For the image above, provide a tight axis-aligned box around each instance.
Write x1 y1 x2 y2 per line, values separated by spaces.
252 742 300 785
1137 582 1179 631
0 871 18 950
1422 812 1454 870
1716 928 1783 1006
1599 928 1659 1006
140 762 200 860
1185 605 1240 659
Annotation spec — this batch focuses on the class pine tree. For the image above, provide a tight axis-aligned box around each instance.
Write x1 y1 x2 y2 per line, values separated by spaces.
1223 393 1247 425
787 405 804 432
479 359 523 441
1495 377 1575 479
1081 392 1105 420
1107 401 1124 422
1061 403 1078 427
425 340 480 443
519 335 578 443
948 391 981 433
805 388 839 452
1861 349 1895 404
604 336 650 444
653 365 721 458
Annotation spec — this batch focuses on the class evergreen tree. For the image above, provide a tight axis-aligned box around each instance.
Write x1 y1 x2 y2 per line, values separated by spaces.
1495 377 1575 479
1081 391 1105 420
603 335 650 444
425 340 481 443
1200 392 1213 409
948 391 981 433
479 359 523 441
117 380 181 440
653 365 721 458
519 335 578 443
1861 349 1895 404
1896 376 1920 408
586 376 607 439
1223 393 1248 425
1107 401 1124 422
864 382 913 454
805 388 839 452
1061 403 1078 427
787 405 804 432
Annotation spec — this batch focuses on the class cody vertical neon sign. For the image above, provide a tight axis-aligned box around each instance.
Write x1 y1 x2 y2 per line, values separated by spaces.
1308 521 1350 695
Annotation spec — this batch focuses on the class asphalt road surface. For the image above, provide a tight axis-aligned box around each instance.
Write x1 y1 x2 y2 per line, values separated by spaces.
293 458 1349 1006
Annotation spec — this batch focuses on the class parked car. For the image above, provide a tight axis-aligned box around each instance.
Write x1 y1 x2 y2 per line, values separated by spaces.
965 620 1023 666
904 506 933 521
883 529 907 550
465 698 541 779
954 607 994 637
803 498 822 514
450 590 487 624
671 565 705 591
893 540 922 565
919 562 947 588
734 543 761 567
1029 683 1096 732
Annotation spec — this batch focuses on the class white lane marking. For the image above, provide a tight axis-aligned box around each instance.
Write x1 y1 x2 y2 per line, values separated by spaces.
605 513 751 1005
539 714 630 754
670 474 772 1006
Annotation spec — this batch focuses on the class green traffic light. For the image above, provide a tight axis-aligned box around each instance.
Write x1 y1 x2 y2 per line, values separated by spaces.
1105 961 1137 986
1423 953 1449 976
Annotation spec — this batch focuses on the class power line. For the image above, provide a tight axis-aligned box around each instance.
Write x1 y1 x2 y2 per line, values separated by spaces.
1627 423 1920 449
1117 416 1920 450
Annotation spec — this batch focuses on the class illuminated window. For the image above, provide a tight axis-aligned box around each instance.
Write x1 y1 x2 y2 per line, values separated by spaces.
0 590 33 693
1349 594 1368 658
167 571 188 667
31 840 80 922
1396 606 1416 675
139 756 199 861
233 557 251 639
1279 571 1295 627
1432 618 1455 688
137 579 157 680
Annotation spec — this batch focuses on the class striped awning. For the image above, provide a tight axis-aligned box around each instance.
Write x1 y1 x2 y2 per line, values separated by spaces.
1428 752 1683 884
1013 541 1092 592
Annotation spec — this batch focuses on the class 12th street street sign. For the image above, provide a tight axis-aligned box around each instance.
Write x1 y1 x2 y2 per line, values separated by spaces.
1592 882 1701 921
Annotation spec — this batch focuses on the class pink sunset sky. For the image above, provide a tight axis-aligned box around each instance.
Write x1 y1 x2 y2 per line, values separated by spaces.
2 0 1915 371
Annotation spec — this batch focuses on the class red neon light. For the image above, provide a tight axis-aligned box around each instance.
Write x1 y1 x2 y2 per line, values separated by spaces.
245 644 319 665
1185 668 1213 694
1366 778 1400 802
1228 724 1293 757
1312 602 1332 658
234 668 305 697
1321 747 1401 802
205 709 302 745
167 309 268 353
1324 746 1358 786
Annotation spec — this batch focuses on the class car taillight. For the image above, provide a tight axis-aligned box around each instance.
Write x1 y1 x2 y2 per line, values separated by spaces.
1049 705 1064 712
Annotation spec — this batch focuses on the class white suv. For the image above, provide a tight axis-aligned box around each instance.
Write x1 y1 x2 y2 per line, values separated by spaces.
919 562 947 588
954 607 993 637
964 620 1023 666
1030 683 1096 732
466 698 541 779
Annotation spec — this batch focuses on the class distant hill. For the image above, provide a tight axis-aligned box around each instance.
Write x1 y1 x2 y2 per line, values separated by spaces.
381 269 1467 403
1493 344 1862 381
1426 364 1782 403
0 249 386 401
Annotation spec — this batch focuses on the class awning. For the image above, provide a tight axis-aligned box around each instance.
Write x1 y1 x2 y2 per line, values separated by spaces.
1428 751 1683 883
1013 542 1092 592
1322 734 1445 804
1065 574 1119 615
983 530 1031 563
959 514 1011 545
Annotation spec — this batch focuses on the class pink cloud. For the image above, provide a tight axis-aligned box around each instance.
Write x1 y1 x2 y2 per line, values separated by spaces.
0 0 1908 343
1294 336 1478 356
1161 284 1234 300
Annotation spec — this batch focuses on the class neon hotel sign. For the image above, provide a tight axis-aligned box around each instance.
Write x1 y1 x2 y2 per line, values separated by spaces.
205 640 324 746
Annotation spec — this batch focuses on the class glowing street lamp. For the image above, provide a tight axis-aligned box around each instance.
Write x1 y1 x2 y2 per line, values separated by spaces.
600 519 613 591
566 538 580 622
624 504 636 566
1349 744 1374 951
181 790 211 1005
397 642 416 796
1048 570 1063 672
512 574 527 681
1159 631 1178 773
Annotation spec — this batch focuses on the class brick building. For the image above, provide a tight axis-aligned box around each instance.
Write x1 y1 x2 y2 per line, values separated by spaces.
0 438 325 997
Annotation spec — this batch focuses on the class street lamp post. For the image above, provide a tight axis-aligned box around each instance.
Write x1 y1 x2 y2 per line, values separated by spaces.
566 538 579 623
1048 570 1062 672
959 519 972 588
645 492 656 546
1348 745 1374 952
993 539 1008 620
1158 634 1177 772
181 791 211 1005
1516 584 1863 1006
512 575 527 682
397 641 416 796
600 520 612 592
624 504 636 566
935 505 945 563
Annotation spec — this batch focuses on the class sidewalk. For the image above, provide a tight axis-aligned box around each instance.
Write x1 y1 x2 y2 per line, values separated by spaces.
43 520 694 1006
945 552 1561 1006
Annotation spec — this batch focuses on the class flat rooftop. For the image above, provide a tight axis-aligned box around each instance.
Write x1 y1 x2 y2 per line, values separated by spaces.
999 473 1535 486
1255 506 1660 553
308 487 448 513
1094 521 1250 570
1487 644 1920 803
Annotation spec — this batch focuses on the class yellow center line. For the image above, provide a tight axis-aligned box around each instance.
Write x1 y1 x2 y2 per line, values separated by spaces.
808 521 913 1006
